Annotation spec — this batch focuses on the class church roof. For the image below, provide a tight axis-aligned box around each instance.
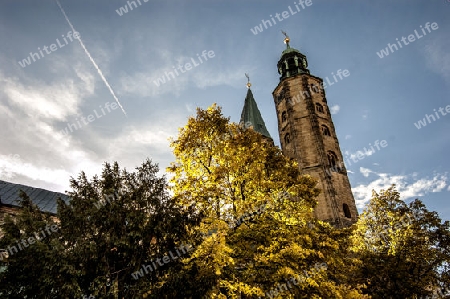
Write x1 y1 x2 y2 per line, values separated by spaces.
0 180 70 215
240 88 272 139
280 44 302 58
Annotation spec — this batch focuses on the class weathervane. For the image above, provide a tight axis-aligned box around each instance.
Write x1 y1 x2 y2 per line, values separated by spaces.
281 30 290 48
245 73 251 89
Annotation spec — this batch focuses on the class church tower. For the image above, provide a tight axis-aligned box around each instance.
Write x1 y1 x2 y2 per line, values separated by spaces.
272 34 358 227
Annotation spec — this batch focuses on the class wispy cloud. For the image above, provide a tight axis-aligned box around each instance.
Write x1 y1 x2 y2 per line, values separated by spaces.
423 37 450 84
352 167 448 208
359 167 372 177
330 104 340 115
0 67 103 191
344 148 375 162
0 154 72 186
362 110 369 120
119 64 251 98
0 71 81 121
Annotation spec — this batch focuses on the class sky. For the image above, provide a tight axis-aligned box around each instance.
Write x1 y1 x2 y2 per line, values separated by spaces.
0 0 449 220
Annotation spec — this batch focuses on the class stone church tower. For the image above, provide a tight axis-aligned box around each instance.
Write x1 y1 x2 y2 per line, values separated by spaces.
272 35 358 227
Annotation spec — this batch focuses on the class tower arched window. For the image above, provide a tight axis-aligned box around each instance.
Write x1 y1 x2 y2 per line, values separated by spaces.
343 203 352 218
276 94 283 104
315 103 324 113
322 125 331 136
310 84 319 93
327 151 338 168
281 111 287 123
284 133 290 144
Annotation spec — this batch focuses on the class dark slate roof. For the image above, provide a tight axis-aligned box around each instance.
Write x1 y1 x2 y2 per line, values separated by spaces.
0 180 70 215
240 88 272 139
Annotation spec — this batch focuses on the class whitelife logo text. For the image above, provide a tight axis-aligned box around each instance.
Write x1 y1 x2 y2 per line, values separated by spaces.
376 22 439 59
18 31 80 68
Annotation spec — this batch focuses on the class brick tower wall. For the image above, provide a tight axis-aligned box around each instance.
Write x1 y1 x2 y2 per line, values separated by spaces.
273 74 358 226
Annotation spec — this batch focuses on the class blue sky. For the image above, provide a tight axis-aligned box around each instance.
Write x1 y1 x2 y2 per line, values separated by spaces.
0 0 449 220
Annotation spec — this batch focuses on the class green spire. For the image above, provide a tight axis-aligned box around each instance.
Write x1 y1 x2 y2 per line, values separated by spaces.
239 79 272 139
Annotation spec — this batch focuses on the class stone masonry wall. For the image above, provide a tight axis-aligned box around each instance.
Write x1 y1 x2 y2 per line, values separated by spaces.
273 73 358 225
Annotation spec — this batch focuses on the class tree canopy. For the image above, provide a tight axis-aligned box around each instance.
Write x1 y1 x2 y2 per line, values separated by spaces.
350 186 450 298
0 160 201 298
165 104 368 298
1 104 449 298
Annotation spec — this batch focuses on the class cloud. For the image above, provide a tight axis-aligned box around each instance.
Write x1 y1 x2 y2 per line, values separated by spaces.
360 167 372 177
0 35 195 194
119 63 251 98
0 154 21 180
74 63 96 95
344 146 376 163
0 153 72 187
423 37 450 84
330 104 340 114
100 110 189 176
55 0 126 116
109 126 173 152
362 110 369 120
352 168 448 209
0 72 81 121
0 64 104 191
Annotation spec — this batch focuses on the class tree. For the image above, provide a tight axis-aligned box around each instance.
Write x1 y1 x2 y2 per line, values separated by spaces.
0 191 62 298
166 104 368 298
351 185 450 299
0 159 202 298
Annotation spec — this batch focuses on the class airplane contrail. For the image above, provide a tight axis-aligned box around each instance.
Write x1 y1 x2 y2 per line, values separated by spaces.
55 0 127 117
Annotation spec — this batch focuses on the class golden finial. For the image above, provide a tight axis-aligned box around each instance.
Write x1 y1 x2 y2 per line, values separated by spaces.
281 30 290 48
245 73 251 89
